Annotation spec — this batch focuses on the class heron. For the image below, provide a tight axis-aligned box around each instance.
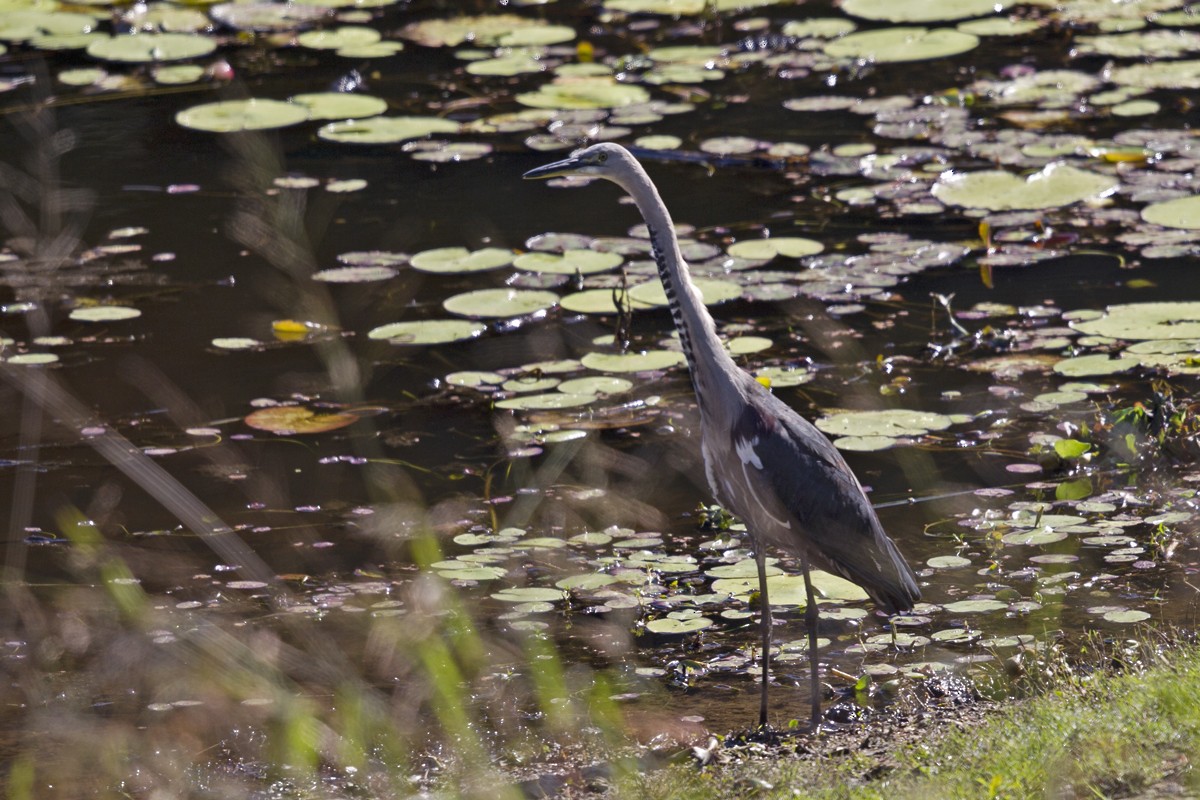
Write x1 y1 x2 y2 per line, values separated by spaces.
523 143 920 730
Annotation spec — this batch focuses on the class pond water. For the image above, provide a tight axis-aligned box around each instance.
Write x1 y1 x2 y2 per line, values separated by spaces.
4 0 1200 788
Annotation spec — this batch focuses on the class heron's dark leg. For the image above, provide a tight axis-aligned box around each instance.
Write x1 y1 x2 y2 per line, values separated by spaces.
801 553 821 728
754 543 771 729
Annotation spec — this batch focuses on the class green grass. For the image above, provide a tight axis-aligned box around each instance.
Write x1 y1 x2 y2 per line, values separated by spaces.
623 642 1200 800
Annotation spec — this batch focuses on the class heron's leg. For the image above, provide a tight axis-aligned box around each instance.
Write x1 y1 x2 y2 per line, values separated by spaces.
801 553 821 728
754 543 771 729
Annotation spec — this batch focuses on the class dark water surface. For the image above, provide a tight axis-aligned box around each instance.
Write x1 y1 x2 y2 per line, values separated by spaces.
3 0 1200 762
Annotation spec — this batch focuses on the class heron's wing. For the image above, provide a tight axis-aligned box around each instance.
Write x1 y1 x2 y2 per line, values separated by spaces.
727 393 920 613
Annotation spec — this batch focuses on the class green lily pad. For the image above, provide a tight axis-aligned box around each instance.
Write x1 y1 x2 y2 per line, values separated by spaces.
627 278 741 308
580 350 685 373
927 555 971 569
312 266 398 283
932 163 1118 211
87 32 216 62
176 99 309 132
841 0 1008 22
211 337 261 350
495 393 597 411
516 77 650 110
605 0 787 13
287 92 387 121
153 64 203 84
5 353 58 365
556 376 632 395
754 366 812 387
816 408 954 438
296 25 379 50
1000 528 1068 546
1108 59 1200 90
1102 609 1151 624
366 319 487 344
513 249 622 275
943 599 1007 614
1142 195 1200 230
317 116 461 144
727 237 824 260
557 573 620 591
401 13 560 47
646 616 713 635
824 26 979 63
442 288 557 318
410 246 514 274
1052 353 1139 377
70 305 140 322
1071 303 1200 341
490 587 566 603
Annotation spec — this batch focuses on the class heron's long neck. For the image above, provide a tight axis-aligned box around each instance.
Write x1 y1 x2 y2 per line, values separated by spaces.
620 168 737 402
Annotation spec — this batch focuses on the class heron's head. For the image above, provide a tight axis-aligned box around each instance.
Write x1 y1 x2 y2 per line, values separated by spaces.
522 142 634 182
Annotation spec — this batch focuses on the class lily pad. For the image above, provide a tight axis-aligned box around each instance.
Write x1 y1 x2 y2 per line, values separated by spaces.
367 319 487 344
646 616 713 635
727 237 823 260
627 278 741 308
824 26 979 63
490 587 566 603
1071 303 1200 341
176 99 309 132
410 246 514 274
87 32 215 62
1142 195 1200 230
513 249 622 275
317 116 461 144
70 305 140 322
443 288 557 318
840 0 1008 22
287 92 387 121
932 163 1118 211
816 409 954 439
516 77 650 110
580 350 685 373
244 406 357 434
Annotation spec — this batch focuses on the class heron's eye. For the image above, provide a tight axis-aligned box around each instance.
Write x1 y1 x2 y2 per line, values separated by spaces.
597 152 607 163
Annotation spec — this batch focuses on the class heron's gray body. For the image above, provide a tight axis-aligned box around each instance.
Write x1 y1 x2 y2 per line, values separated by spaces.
524 142 920 727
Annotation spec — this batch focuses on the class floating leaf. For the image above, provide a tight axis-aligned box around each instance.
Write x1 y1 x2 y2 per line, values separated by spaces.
933 163 1118 211
495 393 595 410
817 408 954 438
312 266 398 283
580 350 685 373
176 99 309 132
943 599 1007 613
70 305 141 322
1071 303 1200 341
410 246 514 274
516 77 650 110
443 288 557 318
726 237 823 260
513 249 622 275
244 406 357 434
1142 195 1200 230
367 319 486 344
490 587 565 603
646 616 713 635
824 26 979 63
840 0 1008 22
87 32 215 62
287 92 387 121
317 116 461 144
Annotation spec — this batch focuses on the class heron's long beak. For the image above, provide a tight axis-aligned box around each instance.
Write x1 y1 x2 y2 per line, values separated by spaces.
522 155 584 180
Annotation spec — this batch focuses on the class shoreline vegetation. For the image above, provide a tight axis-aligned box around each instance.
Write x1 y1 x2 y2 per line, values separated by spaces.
623 634 1200 800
